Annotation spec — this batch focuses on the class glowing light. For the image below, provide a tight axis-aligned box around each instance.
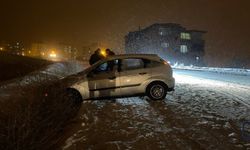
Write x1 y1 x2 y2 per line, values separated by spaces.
49 51 57 58
28 51 31 54
181 32 191 40
126 79 131 82
163 60 170 65
100 49 107 57
0 47 3 51
21 52 25 56
41 52 45 56
180 45 188 53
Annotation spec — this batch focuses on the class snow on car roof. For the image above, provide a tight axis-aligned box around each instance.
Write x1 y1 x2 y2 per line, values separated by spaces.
107 54 160 60
89 54 162 68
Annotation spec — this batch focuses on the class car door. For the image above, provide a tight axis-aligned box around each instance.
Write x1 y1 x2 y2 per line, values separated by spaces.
119 58 151 96
87 59 120 99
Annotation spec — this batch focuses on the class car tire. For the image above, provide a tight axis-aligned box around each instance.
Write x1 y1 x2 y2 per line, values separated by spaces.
146 82 167 100
66 88 83 104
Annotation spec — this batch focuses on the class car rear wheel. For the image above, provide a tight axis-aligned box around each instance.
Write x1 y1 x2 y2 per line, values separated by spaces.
146 82 167 100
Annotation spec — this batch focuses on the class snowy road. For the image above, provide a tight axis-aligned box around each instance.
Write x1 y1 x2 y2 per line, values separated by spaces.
61 69 250 150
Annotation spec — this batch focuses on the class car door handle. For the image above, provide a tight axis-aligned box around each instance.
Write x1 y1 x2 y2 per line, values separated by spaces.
108 76 116 80
139 72 147 75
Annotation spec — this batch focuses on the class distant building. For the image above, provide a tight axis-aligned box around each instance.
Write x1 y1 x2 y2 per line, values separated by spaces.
80 43 99 61
28 42 78 60
30 42 48 57
125 23 206 66
4 41 26 56
58 43 78 60
0 41 9 52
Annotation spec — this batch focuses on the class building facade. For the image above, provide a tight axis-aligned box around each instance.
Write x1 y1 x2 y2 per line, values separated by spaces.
80 43 99 61
125 23 206 66
28 42 78 61
0 41 26 56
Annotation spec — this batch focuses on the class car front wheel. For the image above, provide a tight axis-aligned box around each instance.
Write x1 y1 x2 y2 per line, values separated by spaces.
146 82 167 100
65 88 83 104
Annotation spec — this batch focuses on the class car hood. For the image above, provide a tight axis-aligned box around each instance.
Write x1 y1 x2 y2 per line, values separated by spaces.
59 67 91 87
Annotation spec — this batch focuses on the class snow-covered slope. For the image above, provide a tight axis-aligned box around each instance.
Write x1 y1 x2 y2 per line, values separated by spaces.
0 61 86 99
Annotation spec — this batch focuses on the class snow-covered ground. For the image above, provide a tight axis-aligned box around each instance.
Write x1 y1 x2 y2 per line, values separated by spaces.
174 69 250 107
62 68 250 150
1 61 250 149
173 65 250 76
0 61 86 100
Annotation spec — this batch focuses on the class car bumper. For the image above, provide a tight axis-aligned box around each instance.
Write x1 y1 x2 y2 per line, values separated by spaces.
167 87 175 91
167 77 175 90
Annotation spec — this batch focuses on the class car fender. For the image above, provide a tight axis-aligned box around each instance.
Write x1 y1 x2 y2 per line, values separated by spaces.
70 82 89 100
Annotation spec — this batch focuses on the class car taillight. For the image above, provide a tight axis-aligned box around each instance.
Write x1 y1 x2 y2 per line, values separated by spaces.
160 58 169 65
163 60 168 65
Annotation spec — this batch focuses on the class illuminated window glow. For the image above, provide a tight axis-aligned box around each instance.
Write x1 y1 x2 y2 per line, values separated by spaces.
181 33 191 40
180 45 188 53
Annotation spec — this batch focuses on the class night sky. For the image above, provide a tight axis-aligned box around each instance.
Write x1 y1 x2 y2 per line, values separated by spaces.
1 0 250 66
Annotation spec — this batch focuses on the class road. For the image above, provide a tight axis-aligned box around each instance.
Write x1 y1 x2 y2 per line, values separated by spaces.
61 69 250 150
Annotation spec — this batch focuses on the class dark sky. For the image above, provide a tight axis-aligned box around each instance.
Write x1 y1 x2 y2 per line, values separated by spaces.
1 0 250 65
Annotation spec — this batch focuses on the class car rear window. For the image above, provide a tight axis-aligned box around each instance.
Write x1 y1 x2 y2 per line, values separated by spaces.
143 59 162 68
121 58 144 71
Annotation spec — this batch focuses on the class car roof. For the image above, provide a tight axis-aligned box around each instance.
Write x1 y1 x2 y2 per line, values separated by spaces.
89 54 163 69
106 54 161 61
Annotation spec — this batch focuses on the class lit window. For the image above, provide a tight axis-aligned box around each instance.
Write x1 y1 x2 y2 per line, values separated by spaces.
161 42 169 48
180 45 188 53
181 33 191 40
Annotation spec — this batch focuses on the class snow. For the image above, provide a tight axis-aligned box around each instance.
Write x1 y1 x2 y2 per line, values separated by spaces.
1 60 250 148
0 61 86 99
0 61 84 88
173 69 250 109
62 68 250 149
173 64 250 76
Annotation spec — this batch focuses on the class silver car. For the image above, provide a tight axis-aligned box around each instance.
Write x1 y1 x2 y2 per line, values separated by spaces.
67 54 175 101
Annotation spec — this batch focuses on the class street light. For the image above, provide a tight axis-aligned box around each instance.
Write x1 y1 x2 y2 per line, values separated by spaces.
49 51 57 58
100 49 107 57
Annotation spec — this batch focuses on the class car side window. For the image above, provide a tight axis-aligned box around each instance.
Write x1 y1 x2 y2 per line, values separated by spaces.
95 62 108 73
121 58 144 71
142 59 151 68
144 59 162 68
93 59 119 74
